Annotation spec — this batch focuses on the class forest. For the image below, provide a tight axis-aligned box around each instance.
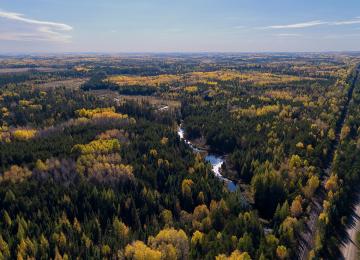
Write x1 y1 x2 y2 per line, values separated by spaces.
0 53 359 259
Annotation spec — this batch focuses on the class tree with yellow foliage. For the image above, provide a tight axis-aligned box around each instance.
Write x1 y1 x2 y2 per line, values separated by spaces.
303 175 320 199
72 139 120 155
192 204 210 231
17 237 36 260
325 175 339 192
216 250 251 260
125 241 162 260
340 125 350 141
184 86 198 93
12 129 37 141
296 142 304 149
73 218 81 233
101 244 111 257
160 137 168 145
279 217 298 245
0 235 10 258
276 245 288 260
191 231 204 246
148 228 189 260
289 155 302 169
35 159 48 172
290 196 303 218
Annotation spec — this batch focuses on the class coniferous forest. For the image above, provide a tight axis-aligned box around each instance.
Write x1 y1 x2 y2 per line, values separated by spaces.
0 53 360 259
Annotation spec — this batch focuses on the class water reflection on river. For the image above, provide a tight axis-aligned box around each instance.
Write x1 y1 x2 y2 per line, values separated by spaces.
177 126 236 192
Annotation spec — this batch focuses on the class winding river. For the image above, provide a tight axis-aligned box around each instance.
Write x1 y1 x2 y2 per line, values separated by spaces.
177 126 237 192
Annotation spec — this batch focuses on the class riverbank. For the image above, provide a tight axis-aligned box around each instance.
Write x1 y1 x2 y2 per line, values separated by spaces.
177 125 237 192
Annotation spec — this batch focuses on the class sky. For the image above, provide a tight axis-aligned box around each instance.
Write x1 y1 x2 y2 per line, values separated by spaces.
0 0 360 53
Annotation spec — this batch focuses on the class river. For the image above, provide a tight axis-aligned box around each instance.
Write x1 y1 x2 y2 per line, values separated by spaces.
177 126 237 192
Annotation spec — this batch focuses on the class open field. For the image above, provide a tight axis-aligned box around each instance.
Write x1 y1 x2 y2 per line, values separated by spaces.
89 89 181 109
37 78 89 89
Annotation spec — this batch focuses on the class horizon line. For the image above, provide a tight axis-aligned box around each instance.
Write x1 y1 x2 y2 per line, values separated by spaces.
1 50 360 56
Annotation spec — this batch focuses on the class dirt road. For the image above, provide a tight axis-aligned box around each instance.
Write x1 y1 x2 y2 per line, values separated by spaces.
341 198 360 259
297 67 359 259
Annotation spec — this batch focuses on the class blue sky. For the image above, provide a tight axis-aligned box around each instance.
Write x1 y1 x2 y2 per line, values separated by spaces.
0 0 360 53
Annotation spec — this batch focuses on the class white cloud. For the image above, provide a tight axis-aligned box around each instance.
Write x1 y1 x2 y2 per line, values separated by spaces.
0 10 72 42
276 33 301 37
263 17 360 30
331 18 360 25
263 20 326 29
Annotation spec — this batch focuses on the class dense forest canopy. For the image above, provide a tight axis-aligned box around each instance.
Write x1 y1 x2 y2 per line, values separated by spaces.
0 53 359 259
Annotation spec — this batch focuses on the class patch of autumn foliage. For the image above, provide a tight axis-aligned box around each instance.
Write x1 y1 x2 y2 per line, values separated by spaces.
0 165 32 183
75 107 128 120
184 86 198 93
125 228 189 260
232 104 281 118
107 74 180 87
107 70 313 88
72 132 133 183
12 129 37 141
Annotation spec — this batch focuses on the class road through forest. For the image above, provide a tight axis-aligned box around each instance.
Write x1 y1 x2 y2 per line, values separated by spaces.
340 67 360 260
341 199 360 260
298 67 360 260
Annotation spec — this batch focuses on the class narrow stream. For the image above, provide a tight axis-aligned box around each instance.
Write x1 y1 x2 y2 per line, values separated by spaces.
177 126 237 192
